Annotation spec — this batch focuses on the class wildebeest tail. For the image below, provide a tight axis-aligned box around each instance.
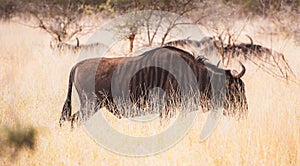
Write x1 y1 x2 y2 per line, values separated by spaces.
59 66 76 126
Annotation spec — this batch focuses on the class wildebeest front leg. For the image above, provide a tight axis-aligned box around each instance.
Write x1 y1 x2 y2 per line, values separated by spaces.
107 102 122 119
70 111 79 128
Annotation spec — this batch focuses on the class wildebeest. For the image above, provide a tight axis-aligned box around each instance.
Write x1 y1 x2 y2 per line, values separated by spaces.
59 46 248 127
164 36 295 80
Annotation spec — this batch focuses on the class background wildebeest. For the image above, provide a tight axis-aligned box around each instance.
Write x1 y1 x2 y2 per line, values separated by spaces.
164 36 295 80
59 46 248 127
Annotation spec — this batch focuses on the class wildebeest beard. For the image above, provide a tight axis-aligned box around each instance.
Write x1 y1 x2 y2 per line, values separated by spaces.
203 62 248 118
223 71 248 117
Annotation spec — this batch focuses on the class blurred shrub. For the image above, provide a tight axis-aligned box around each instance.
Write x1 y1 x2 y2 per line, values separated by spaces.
0 124 37 159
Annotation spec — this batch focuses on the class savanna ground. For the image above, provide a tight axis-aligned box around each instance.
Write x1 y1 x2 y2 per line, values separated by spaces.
0 17 300 165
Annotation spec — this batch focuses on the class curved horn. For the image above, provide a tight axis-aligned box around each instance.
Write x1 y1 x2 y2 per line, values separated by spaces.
231 62 246 78
58 35 61 42
217 60 221 67
246 35 253 46
76 37 79 47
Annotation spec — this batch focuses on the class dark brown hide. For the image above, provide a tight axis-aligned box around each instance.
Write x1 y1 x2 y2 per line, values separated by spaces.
59 46 247 126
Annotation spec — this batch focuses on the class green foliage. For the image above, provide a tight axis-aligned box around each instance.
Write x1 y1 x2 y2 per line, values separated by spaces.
0 0 299 20
0 0 107 20
0 0 20 20
109 0 199 15
224 0 299 16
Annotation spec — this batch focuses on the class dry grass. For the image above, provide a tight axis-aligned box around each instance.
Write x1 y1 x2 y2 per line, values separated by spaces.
0 21 299 165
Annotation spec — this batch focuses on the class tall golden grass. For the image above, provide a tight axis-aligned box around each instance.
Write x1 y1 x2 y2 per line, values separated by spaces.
0 21 299 165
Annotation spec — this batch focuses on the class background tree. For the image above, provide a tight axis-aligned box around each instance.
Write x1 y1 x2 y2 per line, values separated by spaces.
0 0 109 42
109 0 199 52
0 0 299 51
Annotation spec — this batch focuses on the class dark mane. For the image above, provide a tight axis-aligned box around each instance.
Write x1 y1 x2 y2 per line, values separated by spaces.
162 46 205 64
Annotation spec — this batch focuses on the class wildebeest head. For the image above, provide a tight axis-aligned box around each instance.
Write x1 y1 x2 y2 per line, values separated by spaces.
223 62 248 116
204 61 248 117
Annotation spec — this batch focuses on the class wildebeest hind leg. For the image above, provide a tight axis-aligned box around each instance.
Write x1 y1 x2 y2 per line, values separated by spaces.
59 99 72 127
